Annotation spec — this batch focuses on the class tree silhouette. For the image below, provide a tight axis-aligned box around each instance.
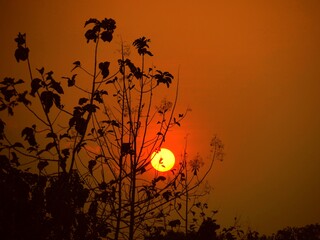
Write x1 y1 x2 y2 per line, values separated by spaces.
0 17 223 240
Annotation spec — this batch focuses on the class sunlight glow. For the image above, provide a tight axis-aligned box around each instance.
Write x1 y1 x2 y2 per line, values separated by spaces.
151 148 175 172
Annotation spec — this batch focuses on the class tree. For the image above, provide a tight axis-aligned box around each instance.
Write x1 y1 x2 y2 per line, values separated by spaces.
0 17 223 240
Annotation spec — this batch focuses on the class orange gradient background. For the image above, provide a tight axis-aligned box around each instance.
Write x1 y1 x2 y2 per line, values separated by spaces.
1 0 320 235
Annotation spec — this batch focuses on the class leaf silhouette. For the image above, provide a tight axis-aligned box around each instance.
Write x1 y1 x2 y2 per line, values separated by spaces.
50 80 64 94
78 98 88 105
75 117 87 135
45 142 55 151
36 67 44 75
14 32 26 45
40 91 54 113
101 31 113 42
154 70 174 88
162 190 172 201
17 91 31 105
85 29 98 43
100 18 116 31
88 159 96 174
15 45 29 62
133 37 153 56
21 126 37 146
99 61 110 78
30 78 42 96
71 61 81 71
46 132 57 139
84 18 100 27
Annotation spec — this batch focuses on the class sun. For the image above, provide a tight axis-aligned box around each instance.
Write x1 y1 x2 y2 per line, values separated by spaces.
151 148 175 172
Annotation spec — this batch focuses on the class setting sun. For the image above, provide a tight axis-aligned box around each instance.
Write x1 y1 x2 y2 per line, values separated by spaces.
151 148 175 172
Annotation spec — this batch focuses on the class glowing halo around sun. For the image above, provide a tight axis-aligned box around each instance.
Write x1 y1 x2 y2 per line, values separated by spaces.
151 148 175 172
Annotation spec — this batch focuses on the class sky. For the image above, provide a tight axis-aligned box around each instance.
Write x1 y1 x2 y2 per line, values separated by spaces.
1 0 320 235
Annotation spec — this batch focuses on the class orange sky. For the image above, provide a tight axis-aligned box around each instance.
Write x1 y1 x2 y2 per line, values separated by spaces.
1 0 320 235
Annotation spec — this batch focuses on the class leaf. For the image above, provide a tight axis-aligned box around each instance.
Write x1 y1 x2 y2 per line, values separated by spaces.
105 76 117 85
85 29 98 43
73 60 81 66
46 132 57 139
155 71 174 88
162 190 172 201
21 127 37 146
88 160 96 174
50 80 64 94
174 117 181 127
75 117 87 135
121 143 131 155
53 93 62 109
154 176 166 183
2 88 15 102
40 91 54 113
36 67 45 75
14 32 26 45
30 78 42 96
78 98 88 105
101 30 113 42
133 37 152 56
17 91 31 105
100 18 116 31
68 74 77 86
60 133 71 140
83 103 99 113
140 167 146 174
99 61 110 78
84 18 100 27
46 71 54 81
71 61 80 72
15 45 29 62
45 142 55 151
93 90 108 103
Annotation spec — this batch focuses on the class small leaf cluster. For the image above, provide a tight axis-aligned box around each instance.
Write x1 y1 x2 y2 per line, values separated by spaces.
31 69 64 113
0 77 29 115
84 18 116 43
14 32 29 62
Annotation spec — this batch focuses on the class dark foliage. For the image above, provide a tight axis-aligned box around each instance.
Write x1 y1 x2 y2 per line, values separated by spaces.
0 154 110 240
